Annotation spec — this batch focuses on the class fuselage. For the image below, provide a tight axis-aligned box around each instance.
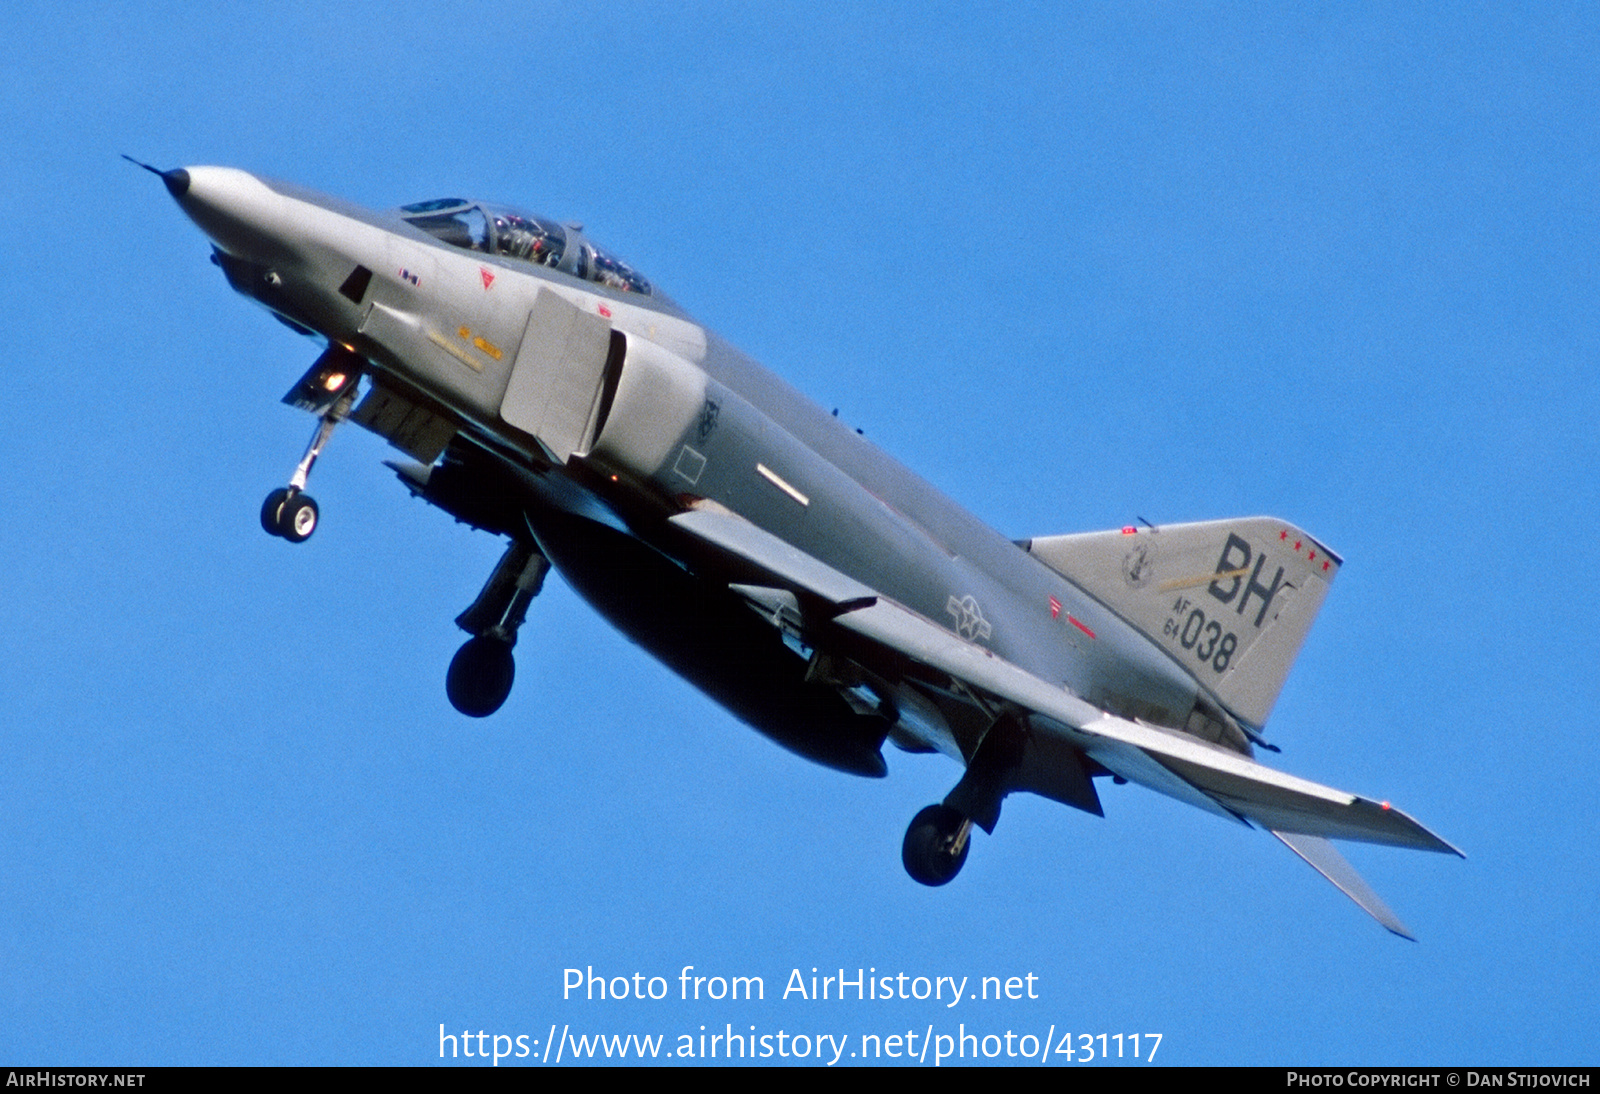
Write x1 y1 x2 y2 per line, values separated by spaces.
169 166 1221 768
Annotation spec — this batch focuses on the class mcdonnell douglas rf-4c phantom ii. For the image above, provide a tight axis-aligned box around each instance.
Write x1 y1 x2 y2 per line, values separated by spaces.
135 159 1461 937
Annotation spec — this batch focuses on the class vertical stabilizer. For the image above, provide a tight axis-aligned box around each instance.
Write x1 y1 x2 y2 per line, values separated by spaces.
1025 518 1340 730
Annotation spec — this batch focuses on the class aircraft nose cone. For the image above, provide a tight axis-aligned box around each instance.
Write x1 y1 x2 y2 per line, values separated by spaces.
168 166 292 261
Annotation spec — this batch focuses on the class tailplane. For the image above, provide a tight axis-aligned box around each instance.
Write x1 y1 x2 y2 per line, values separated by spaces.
1273 830 1414 940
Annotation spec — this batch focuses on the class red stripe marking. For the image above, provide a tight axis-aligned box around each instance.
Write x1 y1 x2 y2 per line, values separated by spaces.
1068 615 1096 639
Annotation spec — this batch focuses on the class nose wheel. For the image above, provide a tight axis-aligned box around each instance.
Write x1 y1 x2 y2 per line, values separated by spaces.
902 804 973 886
260 488 320 542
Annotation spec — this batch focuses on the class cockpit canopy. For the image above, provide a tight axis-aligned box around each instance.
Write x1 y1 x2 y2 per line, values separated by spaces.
398 198 652 296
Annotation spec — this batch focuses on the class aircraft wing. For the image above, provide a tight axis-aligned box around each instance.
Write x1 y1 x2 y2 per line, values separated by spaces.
670 505 1461 936
839 595 1454 849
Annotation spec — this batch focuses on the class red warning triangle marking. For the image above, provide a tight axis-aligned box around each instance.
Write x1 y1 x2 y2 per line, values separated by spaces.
480 267 495 289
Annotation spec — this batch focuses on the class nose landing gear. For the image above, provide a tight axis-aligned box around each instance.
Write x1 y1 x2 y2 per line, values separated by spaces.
261 347 363 543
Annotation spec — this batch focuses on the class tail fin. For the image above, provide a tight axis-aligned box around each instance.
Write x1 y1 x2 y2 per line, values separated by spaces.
1025 518 1339 730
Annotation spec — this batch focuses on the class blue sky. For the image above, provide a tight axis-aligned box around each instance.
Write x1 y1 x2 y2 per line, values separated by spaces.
2 1 1596 1066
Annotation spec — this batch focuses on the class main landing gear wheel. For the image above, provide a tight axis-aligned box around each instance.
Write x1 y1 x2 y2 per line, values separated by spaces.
444 540 548 719
446 636 516 718
260 488 319 542
902 804 972 887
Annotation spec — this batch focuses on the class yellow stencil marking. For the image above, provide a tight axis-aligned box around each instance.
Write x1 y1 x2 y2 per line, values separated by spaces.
427 328 484 372
444 324 504 364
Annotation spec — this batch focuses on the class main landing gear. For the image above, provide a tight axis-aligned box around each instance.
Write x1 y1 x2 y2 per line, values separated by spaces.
445 538 550 718
261 348 363 544
901 713 1047 887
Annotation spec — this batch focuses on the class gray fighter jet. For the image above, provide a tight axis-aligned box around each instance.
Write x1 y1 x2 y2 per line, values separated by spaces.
136 161 1461 937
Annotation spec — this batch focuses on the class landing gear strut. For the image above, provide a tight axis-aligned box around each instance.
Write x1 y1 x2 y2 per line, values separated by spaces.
446 538 550 718
261 348 363 543
902 804 973 886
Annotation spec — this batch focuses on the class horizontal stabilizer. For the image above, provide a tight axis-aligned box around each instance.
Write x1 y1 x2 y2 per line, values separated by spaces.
1273 830 1414 940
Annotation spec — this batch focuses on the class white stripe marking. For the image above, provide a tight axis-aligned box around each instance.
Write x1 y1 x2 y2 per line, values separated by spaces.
756 462 810 506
